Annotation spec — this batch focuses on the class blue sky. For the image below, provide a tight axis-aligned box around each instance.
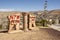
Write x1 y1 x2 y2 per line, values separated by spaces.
0 0 60 12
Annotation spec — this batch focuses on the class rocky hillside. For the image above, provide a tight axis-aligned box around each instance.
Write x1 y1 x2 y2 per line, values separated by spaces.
45 9 60 19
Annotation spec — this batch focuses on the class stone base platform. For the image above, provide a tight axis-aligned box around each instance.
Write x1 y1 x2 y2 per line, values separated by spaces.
8 30 24 33
8 27 39 33
29 27 39 31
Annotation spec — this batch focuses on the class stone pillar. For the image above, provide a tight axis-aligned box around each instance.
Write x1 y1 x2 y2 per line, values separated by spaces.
8 24 14 32
28 14 36 30
23 13 28 31
16 23 20 30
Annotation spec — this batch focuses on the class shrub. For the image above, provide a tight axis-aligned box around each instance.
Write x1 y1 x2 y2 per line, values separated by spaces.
36 19 49 27
0 24 2 29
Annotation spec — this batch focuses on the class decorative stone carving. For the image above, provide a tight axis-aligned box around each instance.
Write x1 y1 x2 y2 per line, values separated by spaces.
28 14 36 30
8 14 20 33
8 12 37 33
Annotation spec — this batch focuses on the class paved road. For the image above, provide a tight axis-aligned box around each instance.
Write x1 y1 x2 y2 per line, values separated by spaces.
0 28 60 40
50 24 60 31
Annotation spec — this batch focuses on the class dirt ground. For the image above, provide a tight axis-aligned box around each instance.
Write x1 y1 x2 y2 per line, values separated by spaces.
0 28 60 40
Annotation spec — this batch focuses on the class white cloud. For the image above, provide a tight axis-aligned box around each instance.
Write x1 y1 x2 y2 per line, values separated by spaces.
0 9 15 12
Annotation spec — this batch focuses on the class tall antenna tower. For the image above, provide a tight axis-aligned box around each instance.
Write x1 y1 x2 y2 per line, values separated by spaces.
44 0 47 11
41 0 48 19
42 0 48 19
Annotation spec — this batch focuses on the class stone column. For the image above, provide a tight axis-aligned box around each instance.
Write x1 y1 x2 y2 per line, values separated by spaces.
28 14 36 30
8 15 14 32
15 14 20 30
23 13 28 31
16 23 20 30
8 24 14 32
